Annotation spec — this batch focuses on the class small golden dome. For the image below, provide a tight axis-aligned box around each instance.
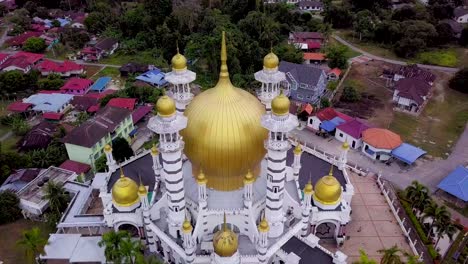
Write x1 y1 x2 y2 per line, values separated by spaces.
243 170 255 185
304 180 314 195
213 213 238 257
156 95 176 117
138 182 147 196
263 51 279 69
182 219 193 234
104 144 112 152
171 51 187 71
342 141 349 150
197 169 208 185
112 171 140 207
258 217 269 233
313 167 342 205
271 90 290 116
294 144 302 155
151 144 158 156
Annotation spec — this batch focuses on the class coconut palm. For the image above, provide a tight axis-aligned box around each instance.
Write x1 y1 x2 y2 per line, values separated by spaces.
120 237 144 264
16 227 48 264
353 249 377 264
435 222 457 247
98 230 131 264
404 252 422 264
43 181 68 214
377 245 403 264
405 181 429 212
423 201 451 238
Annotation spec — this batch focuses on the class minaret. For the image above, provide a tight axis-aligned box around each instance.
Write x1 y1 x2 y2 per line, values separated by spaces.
261 91 299 238
182 218 195 264
147 95 187 238
257 215 269 264
165 45 196 114
197 169 208 207
243 170 254 209
254 48 286 112
138 180 156 252
104 144 116 170
338 141 349 171
150 144 161 181
301 179 313 237
292 143 303 181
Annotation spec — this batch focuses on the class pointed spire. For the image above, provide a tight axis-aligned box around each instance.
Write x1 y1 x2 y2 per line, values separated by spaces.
176 40 180 54
219 31 229 79
223 212 227 231
119 165 124 178
329 165 334 176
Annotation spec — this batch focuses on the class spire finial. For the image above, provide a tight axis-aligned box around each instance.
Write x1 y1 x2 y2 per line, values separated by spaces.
219 31 229 79
223 212 227 231
308 172 312 184
176 40 179 54
270 41 273 53
119 165 124 178
329 165 334 176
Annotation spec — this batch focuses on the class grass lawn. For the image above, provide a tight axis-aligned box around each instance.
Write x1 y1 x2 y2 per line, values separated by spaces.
1 134 21 151
85 65 103 78
100 51 169 69
0 219 54 264
328 37 362 59
390 88 468 157
91 66 121 81
414 49 458 67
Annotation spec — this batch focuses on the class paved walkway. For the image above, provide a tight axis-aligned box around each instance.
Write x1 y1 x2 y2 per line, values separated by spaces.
332 35 460 73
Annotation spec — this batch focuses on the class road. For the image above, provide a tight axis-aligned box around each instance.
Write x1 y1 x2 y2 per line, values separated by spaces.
332 35 460 73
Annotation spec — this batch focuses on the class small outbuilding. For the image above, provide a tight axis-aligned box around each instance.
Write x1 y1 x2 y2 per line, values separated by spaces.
437 166 468 205
362 128 402 161
335 119 370 149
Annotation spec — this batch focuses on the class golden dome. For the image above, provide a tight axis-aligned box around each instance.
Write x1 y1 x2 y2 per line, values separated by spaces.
104 144 112 152
294 143 302 155
196 169 208 185
243 170 255 185
213 213 238 257
138 182 147 196
151 144 158 156
156 95 176 117
263 50 279 69
342 141 349 150
271 90 290 116
304 180 314 195
182 219 193 234
171 50 187 71
181 31 267 191
112 170 140 207
258 217 269 233
313 167 342 205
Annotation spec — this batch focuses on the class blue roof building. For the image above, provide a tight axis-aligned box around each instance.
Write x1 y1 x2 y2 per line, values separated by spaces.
90 77 112 92
136 69 167 87
391 143 426 165
24 93 74 113
437 166 468 202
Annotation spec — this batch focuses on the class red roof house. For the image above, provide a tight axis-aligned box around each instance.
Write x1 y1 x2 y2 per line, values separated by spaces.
7 101 33 112
43 112 64 120
0 52 44 73
304 53 325 62
307 107 352 131
132 105 153 124
6 31 42 47
328 68 342 80
60 78 93 95
107 98 137 111
289 32 324 50
59 160 91 174
36 59 84 77
0 53 11 65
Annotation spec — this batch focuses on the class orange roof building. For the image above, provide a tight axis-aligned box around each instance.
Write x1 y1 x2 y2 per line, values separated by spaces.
362 128 402 150
304 52 326 61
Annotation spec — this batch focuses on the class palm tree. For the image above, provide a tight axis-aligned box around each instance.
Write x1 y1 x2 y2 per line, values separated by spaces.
353 249 377 264
120 237 143 264
404 252 422 264
377 245 403 264
16 227 48 264
435 222 457 247
43 181 68 214
405 181 429 212
98 230 131 263
423 201 451 238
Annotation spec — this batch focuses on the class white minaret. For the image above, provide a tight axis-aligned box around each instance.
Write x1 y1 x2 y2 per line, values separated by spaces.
261 91 299 238
254 49 286 112
257 216 269 264
182 218 196 264
196 169 208 208
165 47 196 114
301 180 313 237
292 143 303 181
147 95 187 238
150 144 161 181
338 141 349 171
243 170 254 209
104 144 116 170
138 181 156 252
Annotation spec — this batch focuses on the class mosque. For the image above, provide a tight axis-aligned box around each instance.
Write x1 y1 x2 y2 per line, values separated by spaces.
94 32 354 264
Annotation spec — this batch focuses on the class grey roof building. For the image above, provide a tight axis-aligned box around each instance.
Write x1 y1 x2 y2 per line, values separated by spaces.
279 61 328 104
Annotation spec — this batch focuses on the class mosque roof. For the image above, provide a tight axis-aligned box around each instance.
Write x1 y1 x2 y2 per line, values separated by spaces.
107 153 156 192
282 236 333 264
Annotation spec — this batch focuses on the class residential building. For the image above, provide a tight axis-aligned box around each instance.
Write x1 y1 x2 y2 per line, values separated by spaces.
135 69 167 87
392 78 431 112
7 101 33 113
36 59 84 77
60 78 93 95
303 52 325 64
361 128 402 161
0 169 43 192
307 107 352 131
81 38 119 61
289 31 324 50
279 61 328 104
89 77 112 92
59 160 91 174
70 95 100 112
107 98 137 111
18 121 57 151
62 106 134 166
23 93 74 114
440 19 464 38
454 7 468 23
327 68 342 81
298 1 324 11
6 31 42 47
335 119 370 149
131 105 153 125
119 62 148 77
437 166 468 204
384 64 436 85
0 52 44 73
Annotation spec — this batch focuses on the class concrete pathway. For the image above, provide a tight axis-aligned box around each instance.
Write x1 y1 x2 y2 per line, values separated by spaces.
332 35 460 73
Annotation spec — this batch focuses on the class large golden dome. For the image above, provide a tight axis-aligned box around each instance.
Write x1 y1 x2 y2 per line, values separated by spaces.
112 171 140 207
313 167 342 205
181 32 267 191
213 214 238 257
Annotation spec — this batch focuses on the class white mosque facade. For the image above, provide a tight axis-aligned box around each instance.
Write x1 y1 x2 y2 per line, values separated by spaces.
41 32 354 264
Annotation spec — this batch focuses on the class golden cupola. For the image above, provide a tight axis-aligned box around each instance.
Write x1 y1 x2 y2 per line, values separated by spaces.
313 166 342 205
171 47 187 71
156 95 176 117
213 213 238 257
112 169 140 207
181 31 267 191
271 90 290 116
263 49 279 70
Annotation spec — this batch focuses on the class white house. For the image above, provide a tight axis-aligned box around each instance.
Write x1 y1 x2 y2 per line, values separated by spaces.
298 1 324 11
307 107 352 131
454 7 468 23
335 119 370 149
392 78 431 113
361 128 402 161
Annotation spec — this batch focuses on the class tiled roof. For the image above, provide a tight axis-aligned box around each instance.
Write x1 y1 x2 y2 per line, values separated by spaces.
291 31 323 40
336 119 370 139
395 78 431 105
6 31 42 46
328 68 342 77
107 98 137 111
70 96 99 111
36 59 83 73
61 78 93 91
95 38 118 51
0 51 44 70
43 112 64 120
314 107 352 122
0 53 10 62
18 122 57 151
279 61 325 87
362 128 402 149
7 101 33 112
132 105 153 124
299 1 323 8
59 160 90 174
304 53 325 61
83 89 115 99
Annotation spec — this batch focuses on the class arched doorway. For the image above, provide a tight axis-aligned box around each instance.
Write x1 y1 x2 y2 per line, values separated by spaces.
314 222 337 240
118 223 140 237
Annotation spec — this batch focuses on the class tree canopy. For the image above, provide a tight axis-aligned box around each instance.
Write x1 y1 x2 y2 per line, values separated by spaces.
449 68 468 93
0 190 22 224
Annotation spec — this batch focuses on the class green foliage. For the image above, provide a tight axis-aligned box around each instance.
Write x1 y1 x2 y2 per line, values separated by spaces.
37 74 64 90
8 8 31 30
325 44 349 69
353 249 377 264
112 137 134 163
74 112 90 126
2 115 30 136
60 28 90 49
0 70 38 96
449 68 468 94
0 150 32 184
341 86 361 102
377 245 403 264
0 190 22 224
353 10 376 41
16 227 48 264
94 155 107 173
51 20 60 28
327 81 338 91
324 4 353 29
320 97 331 108
98 230 135 264
43 181 69 213
26 143 68 168
416 50 457 67
22 37 47 53
45 211 61 229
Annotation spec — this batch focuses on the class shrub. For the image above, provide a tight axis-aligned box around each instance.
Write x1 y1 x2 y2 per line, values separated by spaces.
0 190 22 224
341 86 361 102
